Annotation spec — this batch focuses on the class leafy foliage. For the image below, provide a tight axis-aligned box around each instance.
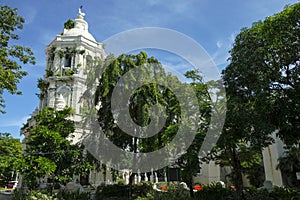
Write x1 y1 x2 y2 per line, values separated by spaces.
94 52 212 198
223 3 300 146
20 107 93 189
13 189 91 200
176 70 212 197
277 146 300 187
96 182 153 200
64 19 75 30
95 52 198 172
207 3 300 199
0 133 22 185
0 5 35 113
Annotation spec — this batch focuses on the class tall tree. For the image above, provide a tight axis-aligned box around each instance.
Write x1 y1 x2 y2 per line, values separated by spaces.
0 133 22 186
96 52 182 198
218 3 300 199
20 107 93 189
95 53 213 198
175 70 211 198
277 146 300 187
97 52 184 158
0 5 35 113
223 2 300 146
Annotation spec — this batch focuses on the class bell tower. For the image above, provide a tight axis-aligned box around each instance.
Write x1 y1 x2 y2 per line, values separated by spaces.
39 8 105 140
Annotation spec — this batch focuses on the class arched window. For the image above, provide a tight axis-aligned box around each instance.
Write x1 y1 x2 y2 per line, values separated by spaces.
64 53 72 68
57 86 72 107
86 55 93 68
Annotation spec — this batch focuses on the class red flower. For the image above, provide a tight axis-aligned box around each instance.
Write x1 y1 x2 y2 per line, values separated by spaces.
194 185 204 191
160 185 168 191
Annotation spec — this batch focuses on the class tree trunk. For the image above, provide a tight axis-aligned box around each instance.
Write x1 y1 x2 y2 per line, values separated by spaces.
189 175 195 198
231 147 244 200
129 137 138 200
128 174 133 200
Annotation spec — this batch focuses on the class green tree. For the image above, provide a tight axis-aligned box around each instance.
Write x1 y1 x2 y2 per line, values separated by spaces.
218 3 300 199
0 133 22 186
20 107 93 189
277 146 300 187
224 3 300 146
96 52 184 156
83 51 229 198
0 5 35 113
174 70 211 198
95 52 183 198
94 53 213 198
64 19 75 30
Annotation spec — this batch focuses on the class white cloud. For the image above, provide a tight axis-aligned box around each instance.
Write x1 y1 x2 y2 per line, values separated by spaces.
211 33 236 69
216 41 222 48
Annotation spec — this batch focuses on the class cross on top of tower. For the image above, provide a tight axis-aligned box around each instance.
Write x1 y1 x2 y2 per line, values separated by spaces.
78 5 85 19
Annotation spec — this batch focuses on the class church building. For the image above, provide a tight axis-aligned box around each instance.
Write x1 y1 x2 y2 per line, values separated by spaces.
22 8 285 188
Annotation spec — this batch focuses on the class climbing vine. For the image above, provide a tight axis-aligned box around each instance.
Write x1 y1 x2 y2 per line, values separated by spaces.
37 78 49 100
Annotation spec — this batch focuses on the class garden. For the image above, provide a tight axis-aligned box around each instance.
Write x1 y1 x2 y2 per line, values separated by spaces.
9 182 300 200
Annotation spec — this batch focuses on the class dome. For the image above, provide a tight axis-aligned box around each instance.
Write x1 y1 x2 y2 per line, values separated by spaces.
62 14 96 42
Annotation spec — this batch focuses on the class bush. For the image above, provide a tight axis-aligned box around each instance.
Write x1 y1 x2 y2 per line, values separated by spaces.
96 182 152 200
194 183 234 200
269 187 300 200
13 190 55 200
55 189 90 200
150 189 189 200
13 189 91 200
242 186 300 200
243 188 269 200
96 184 128 199
95 182 300 200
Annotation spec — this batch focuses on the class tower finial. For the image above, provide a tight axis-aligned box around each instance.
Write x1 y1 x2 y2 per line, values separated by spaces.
78 5 85 19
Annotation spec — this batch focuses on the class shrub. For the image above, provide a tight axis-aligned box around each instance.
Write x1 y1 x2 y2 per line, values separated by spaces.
194 183 234 200
13 189 92 200
243 187 269 200
269 187 300 200
13 190 55 200
55 189 90 200
150 189 189 200
96 182 153 200
95 182 300 200
96 184 128 199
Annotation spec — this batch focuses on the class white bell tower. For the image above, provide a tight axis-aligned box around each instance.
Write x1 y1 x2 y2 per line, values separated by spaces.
39 8 105 140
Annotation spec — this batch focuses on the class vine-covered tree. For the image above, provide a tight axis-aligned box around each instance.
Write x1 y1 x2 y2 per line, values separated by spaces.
0 5 35 113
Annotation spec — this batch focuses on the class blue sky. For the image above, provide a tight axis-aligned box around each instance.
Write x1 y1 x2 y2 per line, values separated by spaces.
0 0 298 138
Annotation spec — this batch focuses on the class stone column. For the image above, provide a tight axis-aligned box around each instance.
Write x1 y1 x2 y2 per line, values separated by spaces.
262 132 284 186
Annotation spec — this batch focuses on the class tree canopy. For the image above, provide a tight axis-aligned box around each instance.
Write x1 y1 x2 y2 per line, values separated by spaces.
214 3 300 199
91 52 212 197
20 107 93 188
0 133 22 185
0 5 35 114
223 3 300 146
